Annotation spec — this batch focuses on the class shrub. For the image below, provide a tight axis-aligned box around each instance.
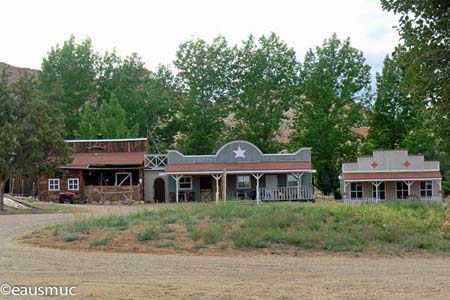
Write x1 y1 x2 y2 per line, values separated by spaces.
90 237 113 247
136 227 159 242
63 234 80 242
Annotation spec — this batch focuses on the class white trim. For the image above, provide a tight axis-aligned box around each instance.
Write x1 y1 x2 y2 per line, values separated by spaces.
178 175 193 191
236 175 251 189
67 178 79 191
343 169 440 173
160 169 315 176
343 177 441 182
48 178 60 191
286 174 298 187
65 138 147 142
167 140 312 158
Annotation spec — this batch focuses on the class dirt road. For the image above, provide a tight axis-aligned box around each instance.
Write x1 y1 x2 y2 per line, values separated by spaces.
1 208 450 299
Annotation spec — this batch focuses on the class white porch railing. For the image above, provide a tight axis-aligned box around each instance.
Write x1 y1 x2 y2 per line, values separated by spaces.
343 196 441 204
144 154 168 169
259 186 314 201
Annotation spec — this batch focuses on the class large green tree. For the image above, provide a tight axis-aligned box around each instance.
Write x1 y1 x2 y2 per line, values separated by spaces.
0 72 69 210
230 33 301 152
381 0 450 110
367 51 422 149
39 36 98 138
75 95 138 139
174 36 234 154
291 34 372 194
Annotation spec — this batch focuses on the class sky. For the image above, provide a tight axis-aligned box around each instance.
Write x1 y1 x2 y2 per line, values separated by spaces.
1 0 400 80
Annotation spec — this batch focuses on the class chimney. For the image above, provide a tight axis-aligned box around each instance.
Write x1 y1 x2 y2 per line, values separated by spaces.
97 134 103 140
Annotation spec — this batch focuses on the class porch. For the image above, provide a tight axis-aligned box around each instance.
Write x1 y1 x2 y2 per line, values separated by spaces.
342 179 442 204
165 172 315 203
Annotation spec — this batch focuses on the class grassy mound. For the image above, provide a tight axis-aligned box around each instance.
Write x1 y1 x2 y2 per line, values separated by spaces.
28 201 450 255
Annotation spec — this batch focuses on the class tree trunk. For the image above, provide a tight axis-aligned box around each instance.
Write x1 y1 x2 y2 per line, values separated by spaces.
0 180 5 211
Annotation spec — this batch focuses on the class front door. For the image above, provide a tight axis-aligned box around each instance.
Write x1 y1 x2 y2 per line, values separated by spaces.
154 178 165 203
265 175 278 189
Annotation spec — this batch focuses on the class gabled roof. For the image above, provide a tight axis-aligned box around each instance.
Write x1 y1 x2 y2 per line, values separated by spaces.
63 152 146 169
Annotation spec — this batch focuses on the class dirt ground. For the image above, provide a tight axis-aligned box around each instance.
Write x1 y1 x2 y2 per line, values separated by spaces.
1 206 450 299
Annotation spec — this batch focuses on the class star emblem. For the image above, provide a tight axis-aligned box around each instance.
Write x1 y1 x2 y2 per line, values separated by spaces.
233 146 246 158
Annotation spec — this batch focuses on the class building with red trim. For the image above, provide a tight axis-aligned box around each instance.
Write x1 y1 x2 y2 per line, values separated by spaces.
340 150 442 203
144 140 315 203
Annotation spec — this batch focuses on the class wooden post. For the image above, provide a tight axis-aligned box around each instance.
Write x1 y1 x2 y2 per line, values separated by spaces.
222 169 227 202
371 181 382 201
172 175 182 203
291 172 303 200
211 174 222 204
404 180 414 197
251 173 263 204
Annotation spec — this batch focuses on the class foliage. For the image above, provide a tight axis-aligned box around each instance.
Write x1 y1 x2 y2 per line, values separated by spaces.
173 36 234 154
39 36 98 138
291 34 372 191
75 95 138 139
0 72 69 210
381 0 450 113
367 50 424 150
229 33 301 152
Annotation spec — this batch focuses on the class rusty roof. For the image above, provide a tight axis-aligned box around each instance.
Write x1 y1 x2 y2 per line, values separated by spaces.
63 152 146 169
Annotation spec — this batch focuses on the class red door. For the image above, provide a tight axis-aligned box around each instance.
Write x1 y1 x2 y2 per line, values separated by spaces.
154 178 165 203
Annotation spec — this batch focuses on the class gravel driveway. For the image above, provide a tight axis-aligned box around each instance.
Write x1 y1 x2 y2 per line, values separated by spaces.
1 206 450 299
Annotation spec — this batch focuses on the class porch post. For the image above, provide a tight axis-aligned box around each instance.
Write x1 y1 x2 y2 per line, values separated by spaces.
223 169 227 202
211 174 222 204
171 175 182 203
292 173 304 200
371 181 381 200
404 180 414 197
344 182 350 200
252 173 264 204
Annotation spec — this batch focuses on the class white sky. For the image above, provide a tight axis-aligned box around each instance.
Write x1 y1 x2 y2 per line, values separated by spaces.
1 0 399 79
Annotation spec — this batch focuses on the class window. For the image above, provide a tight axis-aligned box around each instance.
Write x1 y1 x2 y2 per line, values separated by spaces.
68 178 79 191
420 181 432 197
179 176 192 190
48 179 60 191
372 182 385 200
350 182 363 199
237 175 251 189
396 182 409 199
287 175 298 187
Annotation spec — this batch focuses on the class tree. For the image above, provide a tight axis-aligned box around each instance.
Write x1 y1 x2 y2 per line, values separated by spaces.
0 72 69 210
381 0 450 111
39 36 98 138
75 95 138 139
367 51 422 149
174 36 234 154
230 33 301 152
291 34 372 193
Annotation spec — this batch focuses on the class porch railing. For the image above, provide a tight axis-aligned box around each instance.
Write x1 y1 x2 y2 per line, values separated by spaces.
258 185 314 201
144 154 168 169
343 196 441 204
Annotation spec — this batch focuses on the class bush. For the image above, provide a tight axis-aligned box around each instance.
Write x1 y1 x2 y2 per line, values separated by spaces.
63 234 80 242
90 237 113 247
136 227 159 242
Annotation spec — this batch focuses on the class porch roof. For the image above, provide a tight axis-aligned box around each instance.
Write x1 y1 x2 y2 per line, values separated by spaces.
163 161 312 175
342 171 442 182
62 152 146 169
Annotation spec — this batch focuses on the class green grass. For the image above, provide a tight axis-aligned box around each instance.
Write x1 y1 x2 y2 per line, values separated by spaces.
136 227 160 242
47 201 450 254
63 234 80 242
90 237 113 247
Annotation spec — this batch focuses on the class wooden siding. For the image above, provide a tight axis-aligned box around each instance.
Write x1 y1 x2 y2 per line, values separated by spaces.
38 169 84 202
68 140 147 153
